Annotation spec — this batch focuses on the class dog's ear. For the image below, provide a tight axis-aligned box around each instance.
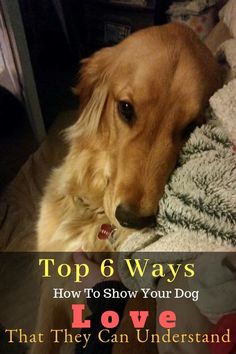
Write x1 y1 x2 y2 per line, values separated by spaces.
67 47 114 141
73 47 113 109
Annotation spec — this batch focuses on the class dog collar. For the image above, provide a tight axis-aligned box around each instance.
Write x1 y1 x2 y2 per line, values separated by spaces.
98 224 117 240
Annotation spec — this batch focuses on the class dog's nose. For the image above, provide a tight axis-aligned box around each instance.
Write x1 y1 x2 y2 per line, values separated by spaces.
115 204 156 229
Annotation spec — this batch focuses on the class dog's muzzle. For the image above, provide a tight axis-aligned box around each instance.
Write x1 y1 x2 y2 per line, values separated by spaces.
115 204 156 229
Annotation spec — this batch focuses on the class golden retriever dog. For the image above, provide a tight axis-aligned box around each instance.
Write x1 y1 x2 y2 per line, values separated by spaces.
30 23 222 354
37 23 221 254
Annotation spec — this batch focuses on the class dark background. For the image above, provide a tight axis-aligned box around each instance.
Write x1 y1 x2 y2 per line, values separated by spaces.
0 0 173 191
18 0 172 129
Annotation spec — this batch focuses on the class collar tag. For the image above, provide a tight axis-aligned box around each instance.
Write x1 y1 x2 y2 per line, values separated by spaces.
98 224 116 240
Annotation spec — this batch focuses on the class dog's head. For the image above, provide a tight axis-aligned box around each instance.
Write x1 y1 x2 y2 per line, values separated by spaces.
69 23 222 230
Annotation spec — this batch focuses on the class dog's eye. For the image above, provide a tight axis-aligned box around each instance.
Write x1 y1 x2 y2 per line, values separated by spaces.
182 122 197 139
118 101 135 124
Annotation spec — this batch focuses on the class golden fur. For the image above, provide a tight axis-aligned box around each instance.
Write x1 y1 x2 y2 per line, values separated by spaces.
37 23 222 252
